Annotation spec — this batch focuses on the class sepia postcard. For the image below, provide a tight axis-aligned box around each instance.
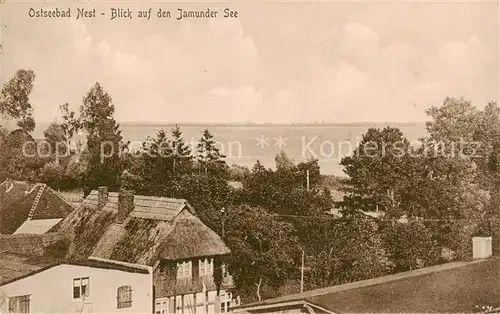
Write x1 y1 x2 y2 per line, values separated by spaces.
0 0 499 313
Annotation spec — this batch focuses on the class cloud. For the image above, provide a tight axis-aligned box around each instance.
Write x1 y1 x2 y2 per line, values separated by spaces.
2 2 497 126
204 86 263 123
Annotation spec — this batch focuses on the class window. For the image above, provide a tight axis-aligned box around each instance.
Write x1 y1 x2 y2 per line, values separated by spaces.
176 261 192 279
8 295 30 313
220 291 231 313
200 259 205 274
155 299 168 314
73 277 90 299
199 258 214 276
220 301 231 313
117 285 132 309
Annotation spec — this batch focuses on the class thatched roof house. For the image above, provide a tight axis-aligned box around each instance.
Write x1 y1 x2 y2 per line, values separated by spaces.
51 187 231 265
49 187 233 300
0 180 76 234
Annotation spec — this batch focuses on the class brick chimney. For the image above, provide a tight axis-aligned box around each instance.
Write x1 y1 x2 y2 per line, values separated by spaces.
117 189 134 224
97 186 108 210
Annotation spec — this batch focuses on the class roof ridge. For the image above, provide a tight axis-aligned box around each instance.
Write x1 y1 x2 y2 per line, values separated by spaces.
45 186 79 212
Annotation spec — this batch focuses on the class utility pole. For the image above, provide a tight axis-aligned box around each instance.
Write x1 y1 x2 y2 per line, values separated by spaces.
306 170 310 191
300 249 305 293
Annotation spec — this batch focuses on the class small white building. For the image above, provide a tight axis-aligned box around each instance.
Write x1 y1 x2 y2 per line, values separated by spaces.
0 252 153 313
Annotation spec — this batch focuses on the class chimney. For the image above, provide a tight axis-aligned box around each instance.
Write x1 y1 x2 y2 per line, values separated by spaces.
97 187 108 210
117 189 134 224
472 236 492 259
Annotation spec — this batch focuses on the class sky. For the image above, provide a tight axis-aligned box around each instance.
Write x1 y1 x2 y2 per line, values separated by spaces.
1 0 499 124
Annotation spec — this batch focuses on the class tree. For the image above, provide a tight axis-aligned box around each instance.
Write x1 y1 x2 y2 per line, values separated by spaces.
79 83 123 195
340 127 414 217
228 163 251 182
0 69 36 133
0 129 46 182
170 125 192 175
196 129 226 176
43 122 67 157
176 173 232 232
59 102 82 152
381 220 438 272
225 205 301 302
275 150 294 170
343 218 394 282
424 97 498 254
306 218 394 289
425 97 500 190
136 129 174 196
40 161 65 190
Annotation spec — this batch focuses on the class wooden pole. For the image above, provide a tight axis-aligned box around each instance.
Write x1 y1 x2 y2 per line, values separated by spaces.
221 207 226 239
300 250 305 293
306 170 310 191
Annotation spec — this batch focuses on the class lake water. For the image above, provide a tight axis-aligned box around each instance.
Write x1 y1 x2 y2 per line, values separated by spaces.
33 122 427 176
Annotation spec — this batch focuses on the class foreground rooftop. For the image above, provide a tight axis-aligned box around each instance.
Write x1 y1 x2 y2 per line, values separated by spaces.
234 257 500 313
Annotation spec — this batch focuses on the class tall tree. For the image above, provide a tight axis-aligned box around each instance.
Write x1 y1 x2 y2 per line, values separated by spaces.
424 97 499 252
138 129 174 196
225 205 301 302
59 103 82 152
170 125 192 175
0 69 36 133
43 122 67 157
79 83 123 195
196 129 226 175
340 127 414 217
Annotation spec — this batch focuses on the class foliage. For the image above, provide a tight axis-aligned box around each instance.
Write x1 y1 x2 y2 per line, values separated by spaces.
380 220 439 272
306 218 394 289
171 125 193 175
135 129 175 196
175 173 232 232
425 97 500 193
119 126 234 236
340 127 414 217
0 130 45 182
225 205 301 302
79 83 124 195
43 122 67 156
0 69 36 132
59 102 81 143
40 161 65 190
228 163 251 182
196 129 227 176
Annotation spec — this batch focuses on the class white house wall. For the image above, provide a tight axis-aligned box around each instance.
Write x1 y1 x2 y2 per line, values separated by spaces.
1 264 152 313
156 289 236 314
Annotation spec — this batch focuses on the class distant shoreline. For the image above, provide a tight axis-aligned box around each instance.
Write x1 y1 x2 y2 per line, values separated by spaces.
118 121 426 128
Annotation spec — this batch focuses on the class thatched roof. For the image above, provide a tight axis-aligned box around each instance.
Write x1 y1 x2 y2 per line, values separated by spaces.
50 206 116 260
0 252 57 285
159 210 232 260
0 180 75 234
54 190 230 267
82 191 196 217
0 233 65 255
